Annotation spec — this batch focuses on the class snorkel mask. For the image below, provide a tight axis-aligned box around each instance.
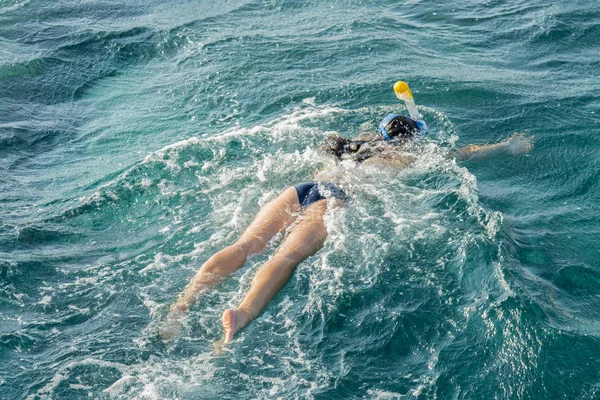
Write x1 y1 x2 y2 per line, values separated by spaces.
377 81 427 140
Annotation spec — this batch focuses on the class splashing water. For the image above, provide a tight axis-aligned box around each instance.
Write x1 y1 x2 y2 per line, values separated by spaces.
3 1 600 398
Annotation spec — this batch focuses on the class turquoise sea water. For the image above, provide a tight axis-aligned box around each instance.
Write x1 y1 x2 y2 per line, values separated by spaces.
1 0 600 398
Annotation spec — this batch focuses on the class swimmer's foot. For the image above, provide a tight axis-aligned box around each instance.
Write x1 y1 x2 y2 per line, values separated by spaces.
159 309 187 340
160 318 184 340
221 308 252 344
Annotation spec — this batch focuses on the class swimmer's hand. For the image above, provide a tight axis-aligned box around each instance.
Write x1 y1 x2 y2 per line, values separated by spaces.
505 132 534 155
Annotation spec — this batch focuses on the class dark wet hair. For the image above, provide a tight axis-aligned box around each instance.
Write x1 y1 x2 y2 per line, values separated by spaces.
321 134 352 160
321 134 384 162
379 115 419 139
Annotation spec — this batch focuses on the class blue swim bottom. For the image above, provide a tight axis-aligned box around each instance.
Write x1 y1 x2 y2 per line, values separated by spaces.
293 181 348 208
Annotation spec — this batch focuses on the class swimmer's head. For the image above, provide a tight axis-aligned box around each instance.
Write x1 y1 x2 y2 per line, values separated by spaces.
377 114 425 140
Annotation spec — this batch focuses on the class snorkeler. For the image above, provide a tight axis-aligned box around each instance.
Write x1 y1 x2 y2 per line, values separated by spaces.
161 83 534 343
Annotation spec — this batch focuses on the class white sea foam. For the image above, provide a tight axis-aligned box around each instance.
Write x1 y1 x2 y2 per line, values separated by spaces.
27 358 127 400
103 354 217 399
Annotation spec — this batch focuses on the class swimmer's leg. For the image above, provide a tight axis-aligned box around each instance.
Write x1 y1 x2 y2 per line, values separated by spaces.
163 187 300 334
222 199 329 344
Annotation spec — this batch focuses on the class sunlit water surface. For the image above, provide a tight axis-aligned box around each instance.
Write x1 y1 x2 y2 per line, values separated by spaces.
1 0 599 399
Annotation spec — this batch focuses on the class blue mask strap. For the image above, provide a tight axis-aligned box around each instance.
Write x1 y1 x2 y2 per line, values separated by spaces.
377 113 400 140
414 119 427 136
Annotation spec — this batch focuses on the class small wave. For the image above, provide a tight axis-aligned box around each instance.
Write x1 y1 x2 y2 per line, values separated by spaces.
0 0 31 15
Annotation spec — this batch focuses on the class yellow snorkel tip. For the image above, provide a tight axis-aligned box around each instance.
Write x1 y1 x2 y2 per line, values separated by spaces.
393 80 421 120
393 81 413 100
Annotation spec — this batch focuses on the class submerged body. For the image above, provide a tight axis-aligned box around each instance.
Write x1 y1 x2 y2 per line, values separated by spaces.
161 121 533 343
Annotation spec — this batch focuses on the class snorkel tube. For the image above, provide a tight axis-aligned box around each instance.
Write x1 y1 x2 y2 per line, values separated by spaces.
377 81 427 140
393 81 421 120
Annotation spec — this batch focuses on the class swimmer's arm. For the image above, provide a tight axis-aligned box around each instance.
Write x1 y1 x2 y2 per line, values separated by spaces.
362 148 415 167
453 132 534 161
